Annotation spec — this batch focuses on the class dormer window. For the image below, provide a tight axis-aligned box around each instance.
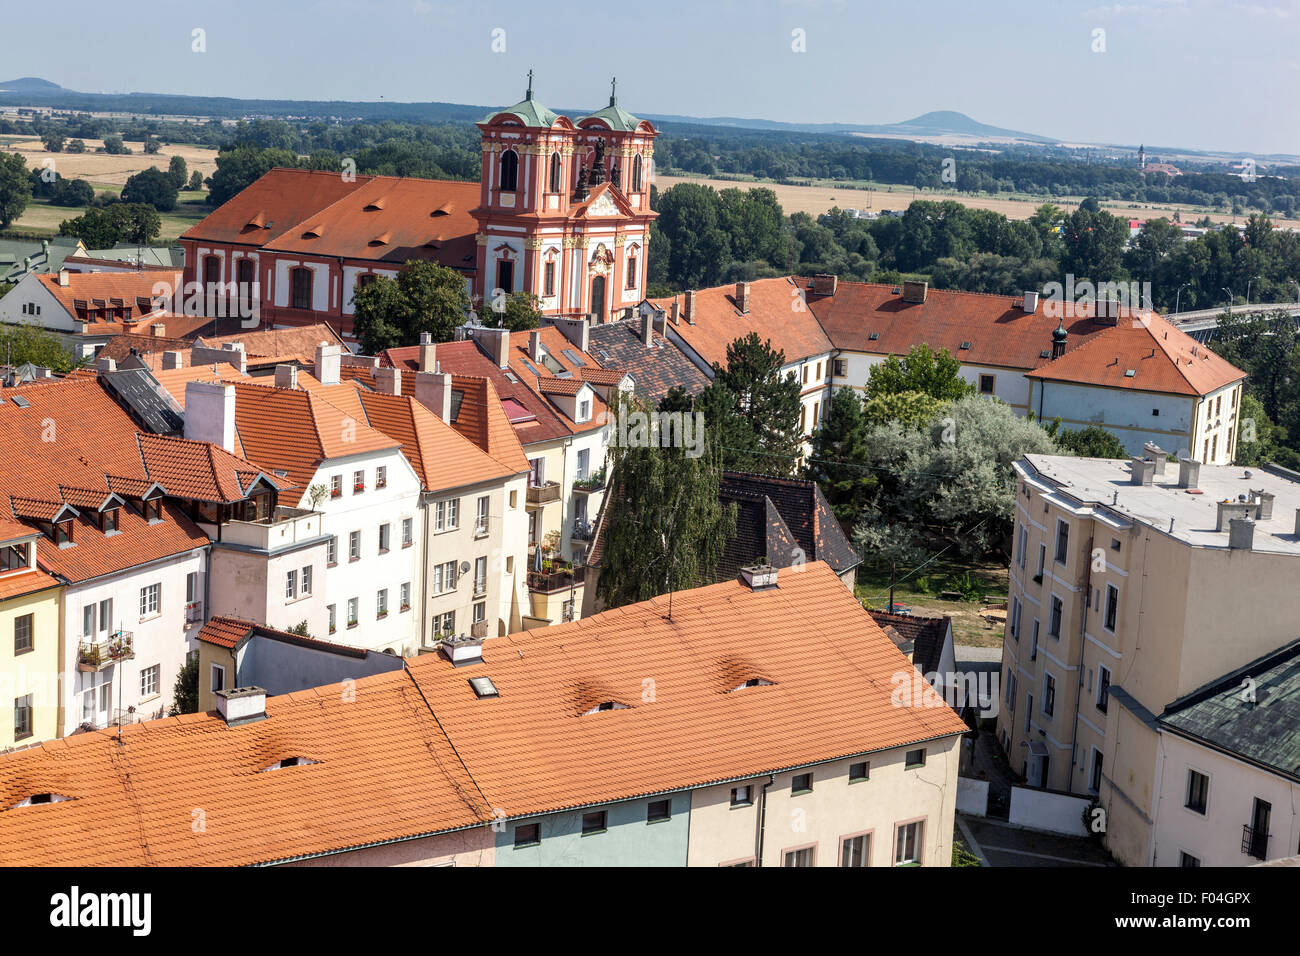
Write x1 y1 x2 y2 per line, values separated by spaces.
101 508 119 534
143 497 162 522
0 541 30 572
577 399 591 423
54 519 73 546
582 701 630 715
260 756 320 772
10 792 72 809
728 677 775 693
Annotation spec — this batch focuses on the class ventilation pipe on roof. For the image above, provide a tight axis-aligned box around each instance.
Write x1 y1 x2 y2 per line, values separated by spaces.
1142 442 1168 475
528 330 543 362
185 380 236 452
215 687 267 727
191 343 247 375
1129 457 1155 486
1249 489 1275 521
739 561 778 590
670 297 680 325
640 310 653 347
1216 498 1254 532
58 268 69 287
374 366 402 396
274 364 299 390
479 327 510 368
315 342 341 386
418 331 436 373
1022 291 1039 314
414 370 452 424
441 633 484 666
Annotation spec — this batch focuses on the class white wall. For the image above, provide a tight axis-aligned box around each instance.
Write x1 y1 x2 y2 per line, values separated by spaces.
1008 785 1091 836
1034 379 1196 456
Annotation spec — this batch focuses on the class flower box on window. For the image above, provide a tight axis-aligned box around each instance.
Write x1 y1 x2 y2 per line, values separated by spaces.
330 488 342 499
353 483 365 494
376 478 387 489
347 618 358 629
400 602 411 612
377 610 388 619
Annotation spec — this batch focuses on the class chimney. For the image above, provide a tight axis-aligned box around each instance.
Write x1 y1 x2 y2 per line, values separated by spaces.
184 381 236 452
684 290 696 325
739 561 779 591
151 322 166 337
1093 298 1119 327
274 364 298 389
414 370 452 423
479 327 510 368
1216 498 1254 532
901 280 928 304
441 633 484 665
1143 442 1167 475
374 366 402 395
1129 456 1155 486
161 351 183 370
528 330 543 362
640 310 653 347
670 297 680 325
314 342 341 386
58 269 69 287
812 274 838 296
418 331 436 373
214 687 267 727
95 357 116 372
736 281 752 313
1022 291 1039 314
192 342 247 375
1177 457 1201 490
1250 489 1275 521
1228 516 1255 550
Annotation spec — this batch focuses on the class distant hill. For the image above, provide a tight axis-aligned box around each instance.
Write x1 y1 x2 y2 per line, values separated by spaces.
0 77 66 92
857 110 1053 142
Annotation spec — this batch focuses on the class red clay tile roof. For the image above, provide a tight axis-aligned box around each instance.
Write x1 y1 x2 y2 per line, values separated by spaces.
197 323 347 362
0 566 60 601
198 615 373 658
35 270 184 324
137 433 284 503
650 277 834 369
1024 311 1245 397
0 561 964 866
181 168 371 246
868 610 950 679
534 377 585 396
804 279 1117 372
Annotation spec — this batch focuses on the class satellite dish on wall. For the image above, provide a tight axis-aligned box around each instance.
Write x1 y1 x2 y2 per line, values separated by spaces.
459 561 471 575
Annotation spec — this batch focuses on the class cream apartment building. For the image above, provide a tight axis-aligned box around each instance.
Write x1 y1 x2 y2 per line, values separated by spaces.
998 451 1300 866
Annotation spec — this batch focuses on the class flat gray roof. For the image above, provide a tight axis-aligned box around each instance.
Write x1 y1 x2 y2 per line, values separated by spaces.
1020 454 1300 554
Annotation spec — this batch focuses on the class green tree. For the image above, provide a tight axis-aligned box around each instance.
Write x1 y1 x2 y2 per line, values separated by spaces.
1047 422 1127 459
862 390 947 428
351 259 470 355
1234 393 1300 468
143 137 161 155
65 138 86 154
655 182 730 289
0 153 32 229
865 344 975 403
42 133 64 153
121 167 179 211
167 154 188 190
207 144 300 206
805 387 876 524
699 332 803 476
1061 207 1128 281
50 178 93 207
0 324 78 373
167 656 199 716
59 203 160 247
477 290 543 333
102 134 129 155
187 170 204 191
596 394 737 609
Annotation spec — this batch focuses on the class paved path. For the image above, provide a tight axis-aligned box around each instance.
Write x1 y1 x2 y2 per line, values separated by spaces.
958 815 1115 867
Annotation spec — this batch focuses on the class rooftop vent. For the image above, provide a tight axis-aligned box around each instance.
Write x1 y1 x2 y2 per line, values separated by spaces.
812 274 837 296
10 792 72 809
1228 516 1255 550
1124 369 1136 377
868 332 880 341
1130 456 1156 486
1143 442 1168 474
12 396 30 408
739 562 778 590
442 633 484 666
1177 457 1201 490
215 686 267 727
1022 291 1039 313
261 756 320 772
959 341 972 350
582 700 631 715
1216 498 1255 532
468 675 498 698
728 677 775 693
1040 349 1051 359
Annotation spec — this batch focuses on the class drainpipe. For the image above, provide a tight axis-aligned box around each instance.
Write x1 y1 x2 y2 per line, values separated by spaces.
1065 535 1093 793
754 773 775 867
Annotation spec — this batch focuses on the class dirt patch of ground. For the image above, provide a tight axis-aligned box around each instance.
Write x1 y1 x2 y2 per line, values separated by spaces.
0 138 219 188
855 561 1010 648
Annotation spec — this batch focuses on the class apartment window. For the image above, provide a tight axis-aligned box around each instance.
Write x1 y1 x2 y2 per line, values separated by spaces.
513 823 539 848
330 475 342 498
433 560 457 594
1180 852 1201 868
576 448 590 481
1009 596 1021 638
1030 620 1039 661
474 556 487 595
14 695 32 739
437 611 455 636
1043 674 1056 718
211 664 225 693
841 834 870 867
285 570 297 600
301 566 312 595
1104 584 1119 631
139 583 160 618
1089 749 1103 793
1036 544 1046 579
1054 519 1069 564
833 359 847 377
979 374 995 395
1185 769 1209 814
894 821 924 865
327 536 338 565
83 603 95 638
1097 665 1111 714
1049 595 1063 639
1025 694 1033 733
647 799 671 823
349 531 361 561
375 465 387 489
543 260 556 297
578 399 591 423
473 601 486 624
730 786 752 807
353 470 365 494
328 604 336 634
1017 526 1028 569
14 613 33 653
140 664 159 698
581 810 607 835
378 523 391 553
435 498 460 532
476 495 490 534
290 267 313 311
402 517 413 547
347 598 358 627
400 582 411 612
1004 671 1017 712
905 748 926 769
801 365 809 385
792 773 813 794
376 589 388 618
784 847 815 867
849 761 869 783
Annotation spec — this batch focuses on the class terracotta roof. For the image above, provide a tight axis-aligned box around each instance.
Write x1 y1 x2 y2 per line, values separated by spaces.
577 366 626 386
150 365 254 407
97 332 202 364
534 377 585 396
804 279 1117 372
0 566 60 601
1024 312 1245 397
650 277 834 369
0 561 964 866
263 175 480 273
196 323 348 362
137 433 283 503
33 270 184 325
198 615 372 659
181 168 371 246
868 610 950 679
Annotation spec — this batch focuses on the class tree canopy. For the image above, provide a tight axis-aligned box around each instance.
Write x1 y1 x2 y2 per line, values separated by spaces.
351 260 470 355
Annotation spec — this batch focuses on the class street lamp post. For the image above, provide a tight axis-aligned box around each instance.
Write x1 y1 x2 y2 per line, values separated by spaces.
1222 287 1233 312
1175 283 1191 315
1247 276 1261 305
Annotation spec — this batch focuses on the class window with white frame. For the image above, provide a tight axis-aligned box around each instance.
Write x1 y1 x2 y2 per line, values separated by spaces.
378 523 390 553
402 517 413 547
436 610 455 636
349 530 361 561
376 589 388 617
474 555 487 595
285 570 297 600
473 601 486 624
328 604 336 634
435 498 460 532
140 664 159 698
211 664 225 693
353 470 365 494
347 598 358 626
139 583 160 618
330 475 342 498
841 834 870 867
476 496 489 534
576 448 590 480
433 560 457 594
327 535 338 565
376 465 387 489
894 821 924 865
400 582 411 611
301 565 312 595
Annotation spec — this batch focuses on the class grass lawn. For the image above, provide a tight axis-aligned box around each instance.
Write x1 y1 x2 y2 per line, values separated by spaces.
6 198 209 242
855 558 1010 648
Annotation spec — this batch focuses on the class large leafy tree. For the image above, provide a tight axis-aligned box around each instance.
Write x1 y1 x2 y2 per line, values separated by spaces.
1061 206 1128 281
351 259 470 355
596 393 737 609
121 167 179 211
1047 422 1128 459
0 153 32 229
476 290 542 333
59 203 161 247
206 144 300 206
805 387 876 524
0 323 78 373
698 332 803 476
654 182 731 289
865 343 974 403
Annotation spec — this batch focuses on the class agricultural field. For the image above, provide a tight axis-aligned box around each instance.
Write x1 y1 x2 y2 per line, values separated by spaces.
0 136 219 188
6 198 208 242
653 173 1300 230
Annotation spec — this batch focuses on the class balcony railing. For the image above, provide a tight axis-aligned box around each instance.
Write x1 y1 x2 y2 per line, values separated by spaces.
471 620 488 639
527 480 562 505
572 519 593 542
475 517 490 538
528 565 586 593
473 577 488 596
77 632 134 672
1242 825 1269 860
573 468 607 494
185 601 203 624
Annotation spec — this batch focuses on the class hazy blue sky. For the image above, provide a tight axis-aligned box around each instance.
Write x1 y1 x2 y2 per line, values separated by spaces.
7 0 1299 154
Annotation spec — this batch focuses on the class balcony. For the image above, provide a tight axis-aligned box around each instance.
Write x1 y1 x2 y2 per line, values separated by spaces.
185 601 203 625
527 480 562 506
572 519 593 542
222 507 322 553
471 620 488 639
474 517 490 539
528 564 585 593
572 467 607 495
1241 825 1269 860
473 577 488 597
77 633 134 672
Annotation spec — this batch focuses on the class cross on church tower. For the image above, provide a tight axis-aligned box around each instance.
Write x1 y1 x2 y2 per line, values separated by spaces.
526 69 534 100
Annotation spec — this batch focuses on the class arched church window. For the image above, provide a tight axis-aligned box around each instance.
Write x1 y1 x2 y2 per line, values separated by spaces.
500 149 519 192
549 152 562 193
632 154 643 193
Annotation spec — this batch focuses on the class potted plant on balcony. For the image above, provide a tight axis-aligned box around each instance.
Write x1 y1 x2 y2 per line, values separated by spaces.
308 483 328 508
77 643 101 671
